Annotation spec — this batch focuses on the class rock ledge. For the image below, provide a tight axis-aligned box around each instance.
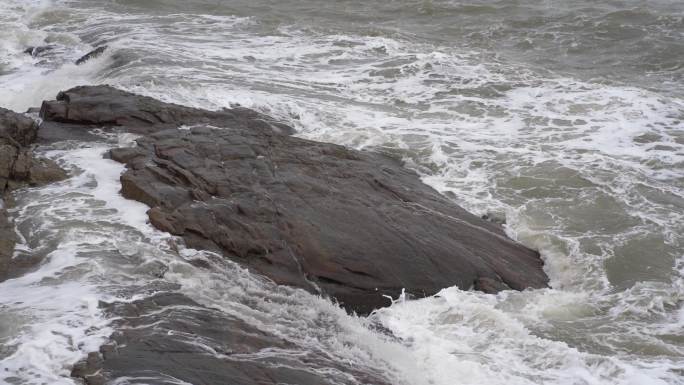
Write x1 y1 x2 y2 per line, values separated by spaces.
40 85 549 314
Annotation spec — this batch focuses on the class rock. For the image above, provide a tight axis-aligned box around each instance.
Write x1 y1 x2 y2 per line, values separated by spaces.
0 208 16 280
0 198 44 284
482 211 507 225
0 107 67 282
0 107 38 146
1 148 66 190
32 85 551 385
39 85 294 134
108 147 146 164
80 293 392 385
36 120 102 144
39 85 549 315
24 45 56 57
0 107 67 193
75 46 108 65
116 126 548 314
474 276 512 293
0 145 18 191
28 157 68 185
11 149 31 180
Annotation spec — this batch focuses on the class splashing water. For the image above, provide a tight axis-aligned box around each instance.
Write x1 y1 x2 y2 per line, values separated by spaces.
0 0 683 384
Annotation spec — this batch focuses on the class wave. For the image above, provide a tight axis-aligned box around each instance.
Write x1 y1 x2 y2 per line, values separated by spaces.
0 0 682 384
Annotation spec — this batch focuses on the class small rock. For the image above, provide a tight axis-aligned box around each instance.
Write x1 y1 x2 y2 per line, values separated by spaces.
75 46 108 65
482 211 507 225
23 45 55 57
28 158 68 185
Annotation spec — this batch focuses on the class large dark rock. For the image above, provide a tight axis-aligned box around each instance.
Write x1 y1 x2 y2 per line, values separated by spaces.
40 85 549 315
40 85 293 135
71 292 391 385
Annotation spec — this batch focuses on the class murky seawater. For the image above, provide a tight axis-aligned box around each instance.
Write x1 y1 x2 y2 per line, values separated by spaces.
0 0 683 384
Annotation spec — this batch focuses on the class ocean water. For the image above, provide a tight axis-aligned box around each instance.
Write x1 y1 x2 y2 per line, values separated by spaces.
0 0 683 384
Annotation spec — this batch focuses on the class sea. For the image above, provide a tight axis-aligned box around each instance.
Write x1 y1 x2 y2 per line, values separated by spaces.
0 0 683 384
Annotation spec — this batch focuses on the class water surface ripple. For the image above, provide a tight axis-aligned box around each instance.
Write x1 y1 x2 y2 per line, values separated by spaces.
0 0 683 384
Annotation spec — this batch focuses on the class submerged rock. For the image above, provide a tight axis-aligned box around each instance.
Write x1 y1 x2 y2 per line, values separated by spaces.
23 45 56 58
75 46 108 65
33 85 551 385
40 85 549 315
70 293 392 385
0 208 16 280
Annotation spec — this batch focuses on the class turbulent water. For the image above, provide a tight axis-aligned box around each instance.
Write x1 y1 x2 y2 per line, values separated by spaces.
1 0 683 384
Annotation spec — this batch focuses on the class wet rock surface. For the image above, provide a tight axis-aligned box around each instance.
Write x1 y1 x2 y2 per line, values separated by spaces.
27 85 552 385
117 125 550 314
71 292 391 385
23 45 57 58
0 107 67 281
40 85 293 135
75 46 108 65
0 107 67 192
39 85 549 315
0 208 16 280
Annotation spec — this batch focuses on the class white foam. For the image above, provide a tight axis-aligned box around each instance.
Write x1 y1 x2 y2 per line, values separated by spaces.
374 287 682 385
0 0 107 112
0 247 111 385
91 18 683 384
0 140 166 384
0 2 682 383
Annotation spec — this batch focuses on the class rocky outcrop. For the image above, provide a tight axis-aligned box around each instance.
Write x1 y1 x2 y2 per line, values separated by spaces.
30 85 551 385
0 107 67 193
40 85 549 315
72 292 392 385
0 107 67 281
40 85 293 135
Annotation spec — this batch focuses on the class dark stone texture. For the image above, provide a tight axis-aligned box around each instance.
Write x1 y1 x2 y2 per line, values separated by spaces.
116 126 548 314
0 208 16 280
36 120 102 144
75 46 108 65
70 293 391 385
39 85 293 135
24 45 56 58
28 85 552 385
0 106 38 147
39 85 549 316
0 107 67 281
0 107 67 192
